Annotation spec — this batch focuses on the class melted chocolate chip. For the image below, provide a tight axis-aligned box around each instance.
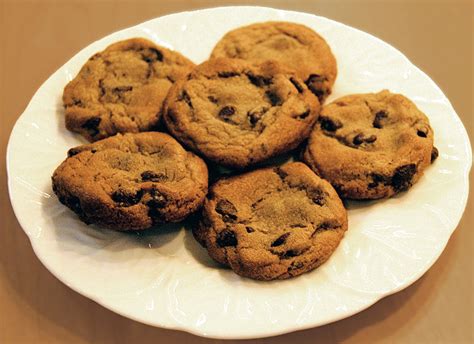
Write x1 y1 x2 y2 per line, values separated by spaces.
417 129 428 138
271 232 290 247
179 90 193 108
391 164 417 192
67 148 81 157
368 173 390 188
295 109 311 120
81 117 101 137
218 106 236 120
282 250 299 258
305 74 328 100
266 91 282 106
141 171 167 182
248 106 268 126
308 188 325 206
142 48 163 63
147 189 167 208
112 189 143 207
215 199 238 222
63 195 83 215
246 73 272 87
218 71 239 78
431 147 439 163
113 85 133 93
273 167 288 180
208 95 218 104
373 111 388 128
353 133 377 145
71 98 84 107
246 226 255 233
216 229 237 247
289 77 304 93
320 117 342 132
289 261 304 270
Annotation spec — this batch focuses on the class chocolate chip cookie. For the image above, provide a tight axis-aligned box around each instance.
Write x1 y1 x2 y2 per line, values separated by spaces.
63 38 195 141
303 90 438 199
163 58 320 169
194 162 347 280
52 132 208 230
210 22 337 102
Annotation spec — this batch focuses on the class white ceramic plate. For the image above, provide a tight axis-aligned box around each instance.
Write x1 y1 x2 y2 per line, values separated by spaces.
7 6 472 339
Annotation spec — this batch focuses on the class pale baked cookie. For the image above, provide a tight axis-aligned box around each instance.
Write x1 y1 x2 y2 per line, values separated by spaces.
163 58 320 169
63 38 195 141
194 162 348 280
52 132 208 230
210 22 337 102
303 90 438 199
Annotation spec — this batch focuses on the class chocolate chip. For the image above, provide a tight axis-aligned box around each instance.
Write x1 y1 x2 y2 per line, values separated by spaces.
431 147 439 163
216 229 237 247
112 189 143 207
289 77 304 93
146 190 167 224
246 73 272 87
113 85 133 93
289 261 304 270
248 106 268 126
142 48 163 63
245 226 255 233
368 173 390 188
63 195 83 215
218 71 239 78
391 164 417 192
273 167 288 180
305 74 328 101
295 109 310 120
353 133 377 145
147 189 167 208
320 117 342 131
373 111 388 128
266 91 282 106
271 232 290 247
98 80 106 99
282 250 299 259
215 199 238 222
179 90 193 108
81 117 101 137
71 98 84 107
417 129 428 138
218 106 236 120
141 171 167 182
67 148 81 157
208 95 218 104
308 188 325 206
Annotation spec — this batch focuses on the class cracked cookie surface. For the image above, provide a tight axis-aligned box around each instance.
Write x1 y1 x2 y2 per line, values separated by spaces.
194 162 347 280
163 58 320 169
303 90 438 199
210 21 337 102
52 132 208 230
63 38 195 141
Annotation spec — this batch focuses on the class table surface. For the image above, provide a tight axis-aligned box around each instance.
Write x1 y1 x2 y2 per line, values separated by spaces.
1 1 472 343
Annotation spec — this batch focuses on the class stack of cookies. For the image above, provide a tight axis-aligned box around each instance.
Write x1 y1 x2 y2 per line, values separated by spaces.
52 22 438 281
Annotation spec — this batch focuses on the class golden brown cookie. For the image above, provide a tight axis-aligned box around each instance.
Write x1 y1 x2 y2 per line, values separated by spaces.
52 132 208 230
163 58 320 169
210 22 337 102
194 162 348 280
303 90 438 199
63 38 195 141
